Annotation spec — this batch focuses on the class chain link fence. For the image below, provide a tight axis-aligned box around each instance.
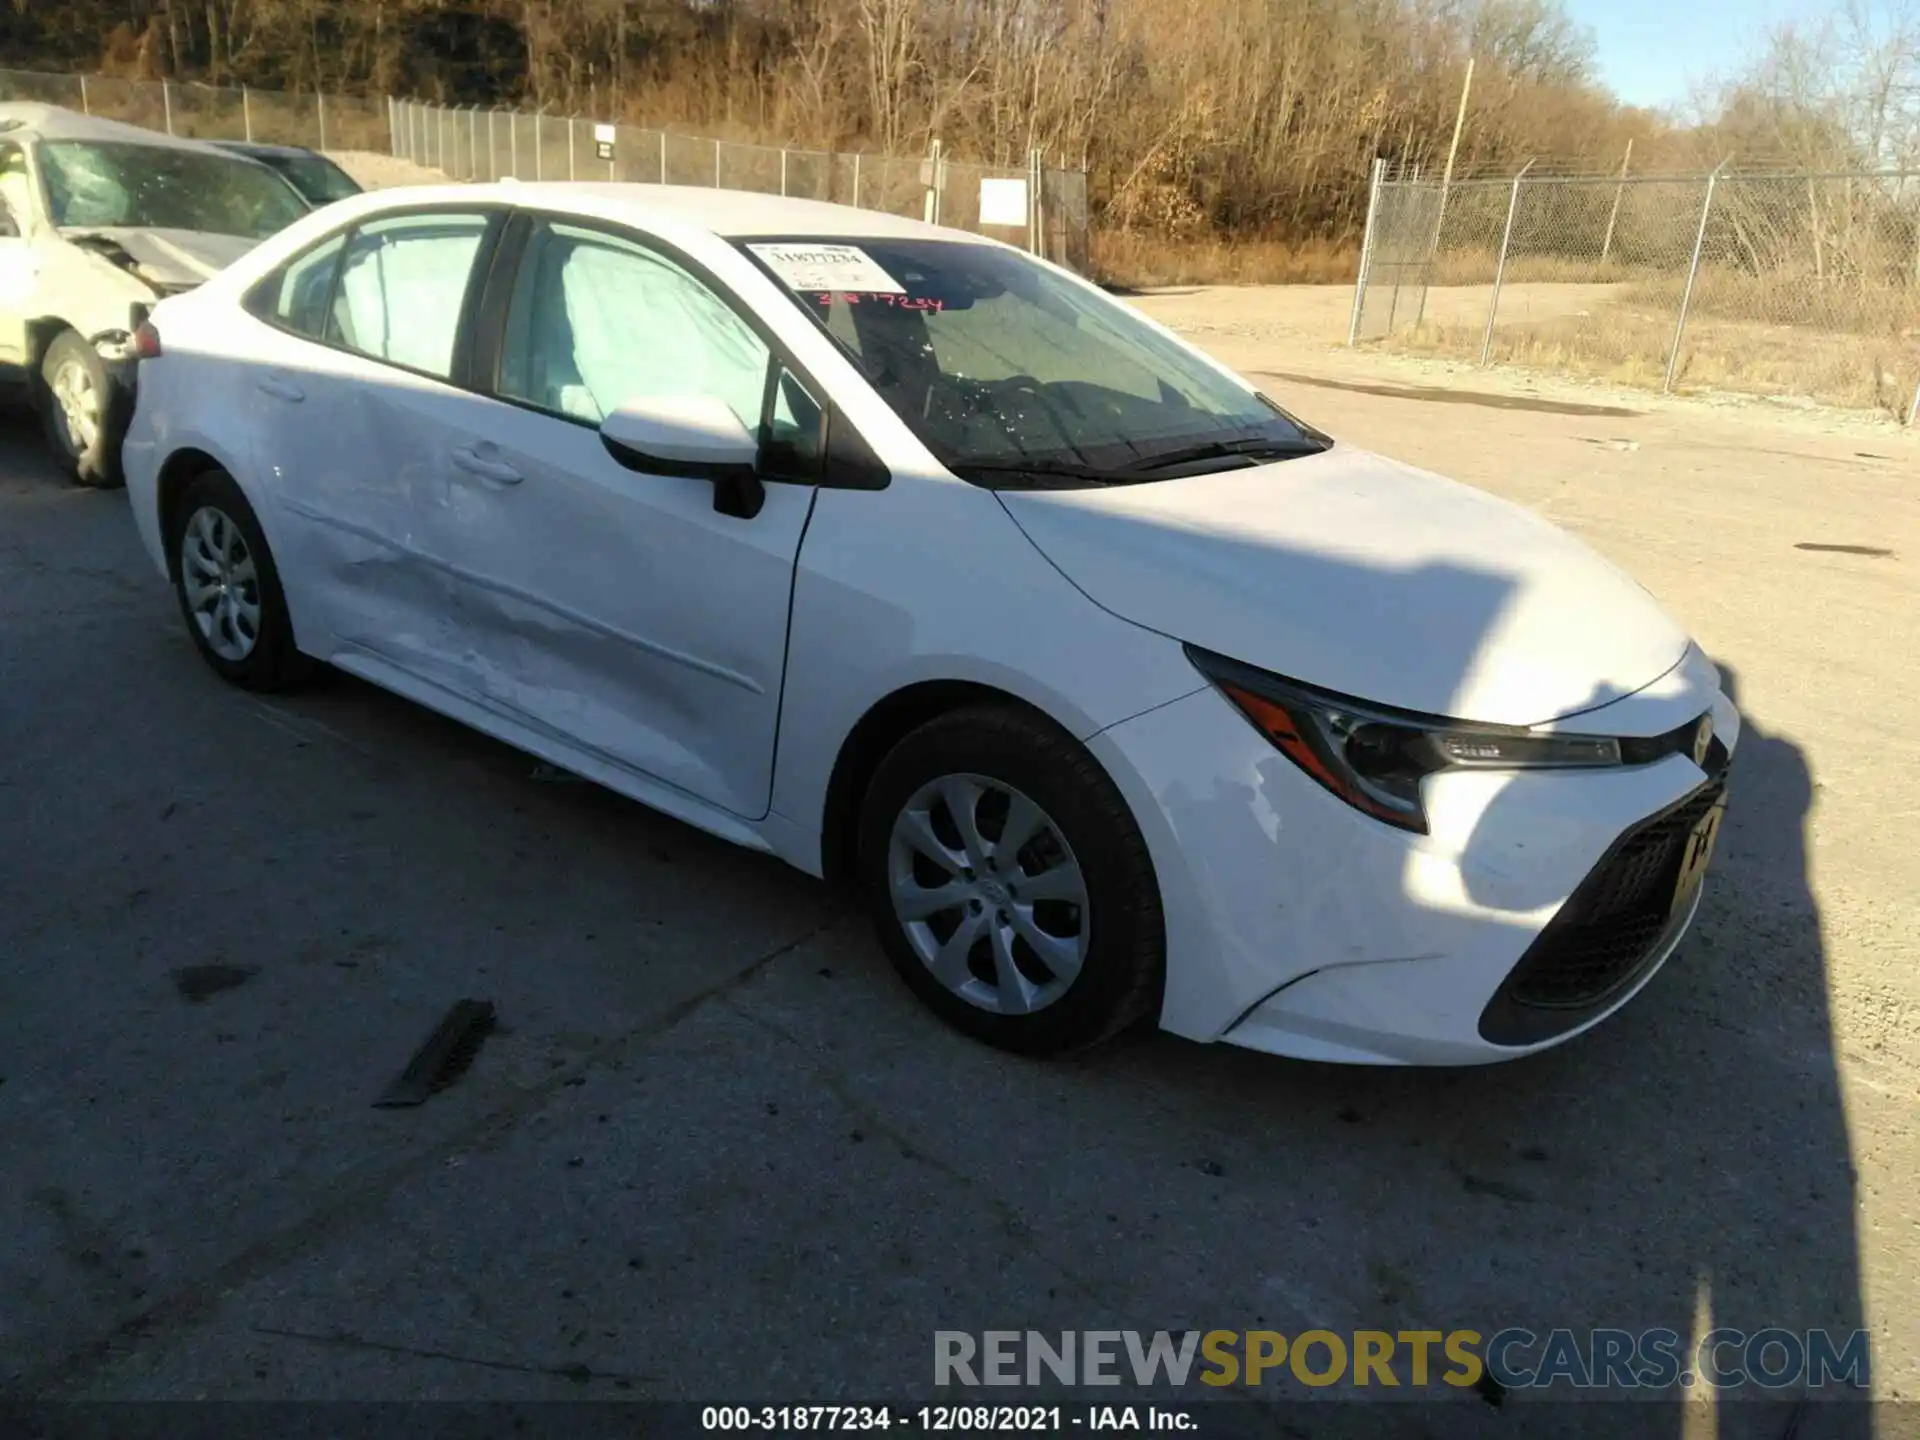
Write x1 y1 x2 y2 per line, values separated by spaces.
0 68 1089 270
392 100 1088 269
0 67 387 152
1352 160 1920 424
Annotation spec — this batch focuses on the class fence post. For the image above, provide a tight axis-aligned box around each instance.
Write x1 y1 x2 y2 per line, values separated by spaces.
243 86 254 142
1479 158 1533 366
568 116 577 180
533 110 544 180
510 111 520 178
1027 150 1039 253
780 148 788 197
317 92 328 152
659 130 668 183
713 138 722 188
162 80 174 135
1599 138 1632 269
852 151 861 208
78 74 89 116
1032 149 1046 257
1907 375 1920 429
1664 161 1725 394
1347 158 1386 346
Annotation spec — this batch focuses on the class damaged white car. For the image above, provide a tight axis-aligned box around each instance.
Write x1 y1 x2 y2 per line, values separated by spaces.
0 103 310 485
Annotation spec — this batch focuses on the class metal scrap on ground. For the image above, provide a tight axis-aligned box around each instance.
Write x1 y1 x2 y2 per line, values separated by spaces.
373 999 497 1108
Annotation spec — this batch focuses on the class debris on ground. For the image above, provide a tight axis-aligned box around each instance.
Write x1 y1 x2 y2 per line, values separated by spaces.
171 964 259 1002
374 999 497 1108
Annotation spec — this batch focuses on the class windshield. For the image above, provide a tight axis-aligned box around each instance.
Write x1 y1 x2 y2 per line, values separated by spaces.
737 236 1324 485
259 151 363 206
39 140 310 239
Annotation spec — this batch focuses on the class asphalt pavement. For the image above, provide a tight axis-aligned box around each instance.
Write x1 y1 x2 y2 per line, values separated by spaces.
0 407 1884 1438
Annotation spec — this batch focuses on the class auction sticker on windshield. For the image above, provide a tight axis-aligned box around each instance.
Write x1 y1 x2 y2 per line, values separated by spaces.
747 242 905 294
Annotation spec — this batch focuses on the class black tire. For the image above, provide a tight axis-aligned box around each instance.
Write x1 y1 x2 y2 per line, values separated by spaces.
38 330 124 488
168 469 313 692
856 704 1165 1055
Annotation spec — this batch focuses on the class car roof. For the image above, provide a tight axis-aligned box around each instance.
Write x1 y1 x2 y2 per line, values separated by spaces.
214 139 325 161
344 180 995 245
0 102 235 153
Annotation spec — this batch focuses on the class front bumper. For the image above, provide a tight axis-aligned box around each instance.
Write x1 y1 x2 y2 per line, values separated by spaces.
1086 673 1740 1066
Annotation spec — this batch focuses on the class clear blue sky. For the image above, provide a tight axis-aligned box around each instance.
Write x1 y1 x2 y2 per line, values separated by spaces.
1566 0 1830 110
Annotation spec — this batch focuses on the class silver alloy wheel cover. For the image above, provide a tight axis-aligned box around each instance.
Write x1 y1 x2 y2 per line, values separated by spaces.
886 772 1091 1016
50 356 100 456
180 506 263 662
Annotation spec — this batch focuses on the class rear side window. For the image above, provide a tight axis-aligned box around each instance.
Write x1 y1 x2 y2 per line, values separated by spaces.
325 212 491 379
268 232 346 336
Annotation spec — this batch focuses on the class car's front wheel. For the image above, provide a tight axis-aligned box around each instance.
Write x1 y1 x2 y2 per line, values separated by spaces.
169 469 312 691
39 330 123 488
857 705 1166 1055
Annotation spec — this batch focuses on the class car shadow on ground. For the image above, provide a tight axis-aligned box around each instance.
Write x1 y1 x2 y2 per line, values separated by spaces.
1091 662 1867 1436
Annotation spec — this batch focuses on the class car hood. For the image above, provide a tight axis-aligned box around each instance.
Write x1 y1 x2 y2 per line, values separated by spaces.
64 227 260 290
998 443 1692 727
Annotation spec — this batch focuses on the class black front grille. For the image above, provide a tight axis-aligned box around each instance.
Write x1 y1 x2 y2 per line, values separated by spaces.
1479 779 1726 1045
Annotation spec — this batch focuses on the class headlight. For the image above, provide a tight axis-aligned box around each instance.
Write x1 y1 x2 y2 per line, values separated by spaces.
1186 645 1622 834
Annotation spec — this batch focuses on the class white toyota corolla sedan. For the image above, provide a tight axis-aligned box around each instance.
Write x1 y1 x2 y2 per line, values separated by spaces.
122 183 1738 1065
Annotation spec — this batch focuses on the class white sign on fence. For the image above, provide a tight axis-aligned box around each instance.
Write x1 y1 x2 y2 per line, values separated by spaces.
978 177 1028 228
593 122 616 161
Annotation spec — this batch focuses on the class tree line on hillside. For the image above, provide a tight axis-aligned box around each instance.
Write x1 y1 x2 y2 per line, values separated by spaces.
2 0 1914 244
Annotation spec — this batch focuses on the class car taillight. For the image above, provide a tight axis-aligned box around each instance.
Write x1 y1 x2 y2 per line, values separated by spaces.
133 322 162 359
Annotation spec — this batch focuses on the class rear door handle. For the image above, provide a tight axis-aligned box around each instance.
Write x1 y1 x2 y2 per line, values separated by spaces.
256 374 304 402
450 446 523 485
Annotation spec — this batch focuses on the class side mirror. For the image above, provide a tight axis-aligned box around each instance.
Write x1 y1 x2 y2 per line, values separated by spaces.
599 395 765 519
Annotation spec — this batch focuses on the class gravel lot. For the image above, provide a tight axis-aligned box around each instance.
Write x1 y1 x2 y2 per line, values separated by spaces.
0 288 1913 1435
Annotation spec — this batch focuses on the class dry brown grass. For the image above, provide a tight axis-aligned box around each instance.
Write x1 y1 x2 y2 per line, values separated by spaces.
1425 251 1655 287
1089 231 1358 289
1624 269 1920 338
1390 298 1920 418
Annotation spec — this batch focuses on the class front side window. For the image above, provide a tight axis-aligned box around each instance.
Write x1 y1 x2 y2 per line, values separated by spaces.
37 141 310 240
497 221 771 431
739 236 1325 486
326 212 491 379
0 143 33 233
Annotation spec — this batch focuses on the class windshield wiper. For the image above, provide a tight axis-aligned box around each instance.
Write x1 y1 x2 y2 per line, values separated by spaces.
1119 436 1329 475
946 458 1117 487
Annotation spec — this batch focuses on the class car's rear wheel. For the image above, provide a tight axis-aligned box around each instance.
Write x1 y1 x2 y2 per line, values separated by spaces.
857 704 1165 1055
39 330 122 488
169 469 312 691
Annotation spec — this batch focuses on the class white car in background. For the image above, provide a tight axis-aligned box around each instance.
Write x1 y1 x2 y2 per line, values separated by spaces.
122 183 1740 1066
0 103 309 485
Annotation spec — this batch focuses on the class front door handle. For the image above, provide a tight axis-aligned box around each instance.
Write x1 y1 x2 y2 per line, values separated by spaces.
256 374 304 402
451 446 523 485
